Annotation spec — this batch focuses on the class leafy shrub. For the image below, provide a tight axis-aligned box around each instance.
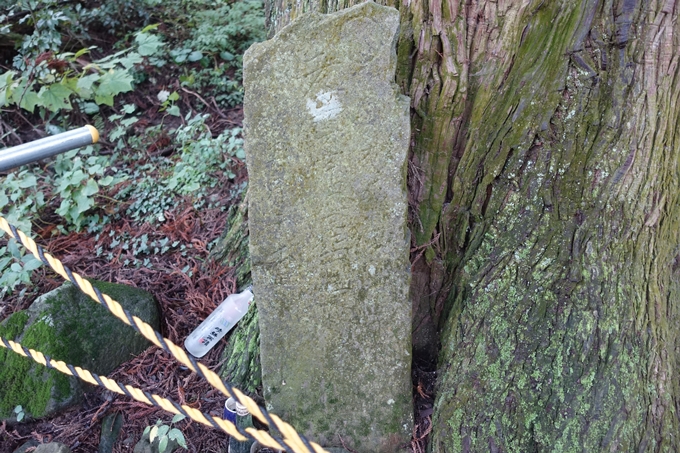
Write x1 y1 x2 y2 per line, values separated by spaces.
52 146 124 231
119 114 246 223
0 170 47 297
0 26 166 116
143 414 188 453
188 0 266 57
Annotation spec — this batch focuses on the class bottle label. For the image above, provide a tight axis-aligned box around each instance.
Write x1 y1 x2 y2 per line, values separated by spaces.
198 326 224 347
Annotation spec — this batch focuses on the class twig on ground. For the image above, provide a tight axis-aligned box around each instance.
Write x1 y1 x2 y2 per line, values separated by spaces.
180 86 227 119
338 434 359 453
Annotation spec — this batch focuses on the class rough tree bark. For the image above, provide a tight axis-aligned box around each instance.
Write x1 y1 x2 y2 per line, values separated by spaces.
258 0 680 451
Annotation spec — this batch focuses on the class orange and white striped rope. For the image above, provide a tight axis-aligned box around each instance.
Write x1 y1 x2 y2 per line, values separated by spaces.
0 215 327 453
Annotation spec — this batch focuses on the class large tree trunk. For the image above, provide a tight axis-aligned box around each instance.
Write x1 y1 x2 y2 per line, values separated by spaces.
264 0 680 450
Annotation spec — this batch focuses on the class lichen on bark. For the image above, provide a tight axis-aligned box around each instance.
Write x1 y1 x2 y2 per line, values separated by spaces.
260 0 680 450
432 1 680 451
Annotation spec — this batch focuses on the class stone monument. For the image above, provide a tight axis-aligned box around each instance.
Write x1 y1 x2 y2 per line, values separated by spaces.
244 3 412 452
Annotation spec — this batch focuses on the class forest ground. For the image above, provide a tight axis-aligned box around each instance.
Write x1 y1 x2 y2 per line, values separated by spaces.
0 1 434 452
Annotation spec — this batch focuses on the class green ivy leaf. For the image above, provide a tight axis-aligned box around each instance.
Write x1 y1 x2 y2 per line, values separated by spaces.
121 116 139 127
57 169 87 193
0 71 16 106
109 126 126 141
94 93 113 107
82 102 100 114
0 256 12 271
38 83 74 111
187 50 203 62
21 255 43 271
19 91 42 112
167 105 180 117
157 425 170 438
135 32 163 57
82 178 99 197
0 71 15 90
76 73 100 98
99 175 114 186
7 240 21 258
95 69 134 106
17 174 37 188
169 429 187 448
118 52 143 69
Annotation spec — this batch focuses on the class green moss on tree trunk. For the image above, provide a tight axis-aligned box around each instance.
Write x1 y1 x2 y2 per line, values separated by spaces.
431 1 680 450
211 196 263 394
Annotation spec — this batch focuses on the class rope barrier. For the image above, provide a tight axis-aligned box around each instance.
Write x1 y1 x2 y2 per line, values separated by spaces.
0 335 259 443
0 215 327 453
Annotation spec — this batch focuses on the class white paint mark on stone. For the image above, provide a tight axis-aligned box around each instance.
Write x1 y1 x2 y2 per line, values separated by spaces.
306 91 342 122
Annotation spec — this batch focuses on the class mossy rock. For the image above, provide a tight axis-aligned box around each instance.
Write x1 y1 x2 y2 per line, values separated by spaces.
0 280 160 421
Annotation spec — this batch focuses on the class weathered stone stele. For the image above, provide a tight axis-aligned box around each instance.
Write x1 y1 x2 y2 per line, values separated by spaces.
243 3 412 452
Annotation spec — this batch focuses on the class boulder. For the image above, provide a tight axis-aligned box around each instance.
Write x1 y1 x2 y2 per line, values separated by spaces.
13 442 72 453
34 443 72 453
0 280 160 420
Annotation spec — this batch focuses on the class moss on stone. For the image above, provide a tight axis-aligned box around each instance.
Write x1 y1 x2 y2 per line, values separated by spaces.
0 280 160 420
0 311 72 418
209 198 251 289
0 311 46 417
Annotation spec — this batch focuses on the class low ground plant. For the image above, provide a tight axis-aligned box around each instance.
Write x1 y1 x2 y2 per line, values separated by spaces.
0 0 262 295
143 414 188 453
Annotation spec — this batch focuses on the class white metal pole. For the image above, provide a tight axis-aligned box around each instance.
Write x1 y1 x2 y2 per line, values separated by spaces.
0 126 99 172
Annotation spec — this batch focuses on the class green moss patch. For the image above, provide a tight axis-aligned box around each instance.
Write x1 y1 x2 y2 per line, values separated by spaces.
0 280 160 420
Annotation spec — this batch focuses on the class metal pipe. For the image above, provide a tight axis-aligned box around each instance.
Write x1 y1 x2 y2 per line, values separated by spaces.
0 125 99 172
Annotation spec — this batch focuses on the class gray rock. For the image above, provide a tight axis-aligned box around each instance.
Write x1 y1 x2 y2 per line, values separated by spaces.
99 412 125 453
0 280 160 420
248 442 282 453
12 439 40 453
244 3 412 452
33 443 72 453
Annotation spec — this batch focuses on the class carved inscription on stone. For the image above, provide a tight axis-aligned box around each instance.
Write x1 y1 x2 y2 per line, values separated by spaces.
244 3 411 451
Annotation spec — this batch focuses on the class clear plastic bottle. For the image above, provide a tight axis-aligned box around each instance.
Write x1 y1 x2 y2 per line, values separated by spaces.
184 287 254 357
